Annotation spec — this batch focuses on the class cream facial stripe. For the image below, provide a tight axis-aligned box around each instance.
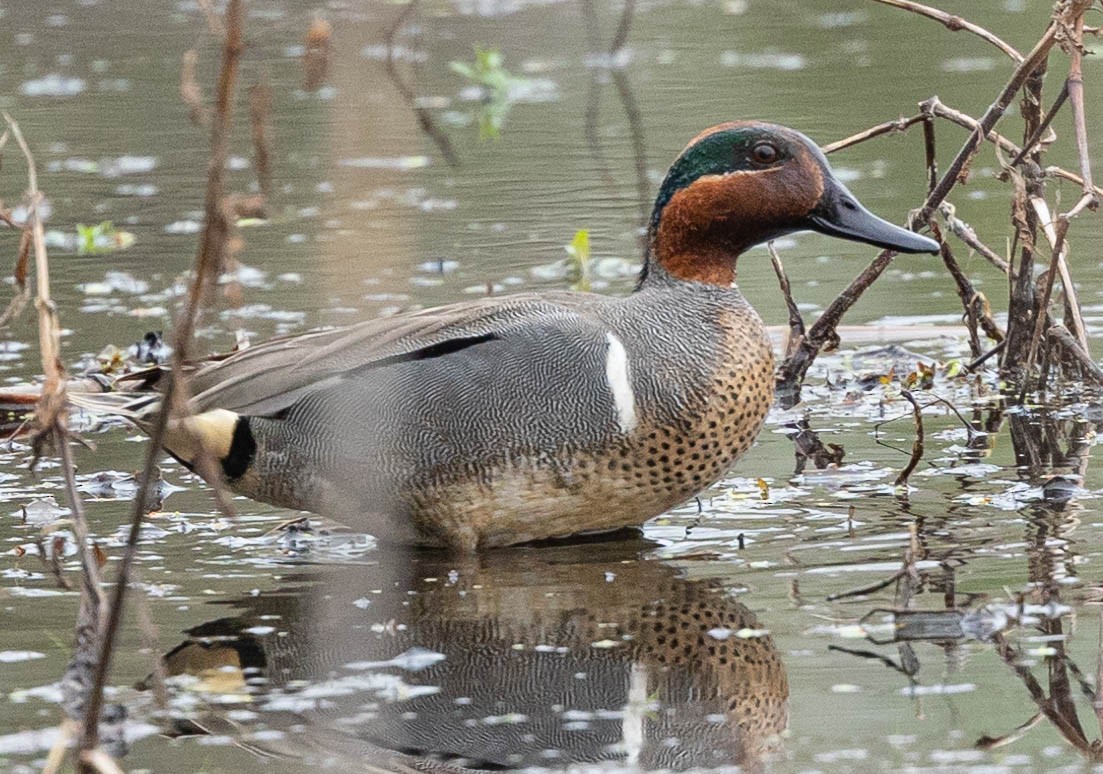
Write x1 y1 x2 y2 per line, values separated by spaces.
604 332 637 434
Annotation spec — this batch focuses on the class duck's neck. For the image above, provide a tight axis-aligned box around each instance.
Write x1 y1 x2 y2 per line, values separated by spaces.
636 178 761 291
636 221 745 291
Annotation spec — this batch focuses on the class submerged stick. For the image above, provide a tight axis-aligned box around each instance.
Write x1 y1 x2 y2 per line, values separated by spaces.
894 390 925 489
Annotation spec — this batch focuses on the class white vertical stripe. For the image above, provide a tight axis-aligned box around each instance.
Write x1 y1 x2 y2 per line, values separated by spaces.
622 661 648 766
604 332 637 434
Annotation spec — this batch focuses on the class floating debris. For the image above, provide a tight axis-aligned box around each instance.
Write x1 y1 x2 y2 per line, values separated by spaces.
19 74 86 97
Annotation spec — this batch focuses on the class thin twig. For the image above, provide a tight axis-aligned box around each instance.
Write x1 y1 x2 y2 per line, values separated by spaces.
195 0 223 37
41 719 77 774
976 712 1047 751
1019 216 1068 399
965 340 1006 372
0 227 32 327
826 569 907 602
382 1 459 167
58 425 106 623
248 79 272 200
938 202 1011 275
767 242 805 361
79 748 126 774
1030 195 1088 351
870 0 1023 62
934 227 979 356
922 115 937 194
1010 81 1068 167
609 0 636 54
821 113 925 155
181 49 208 126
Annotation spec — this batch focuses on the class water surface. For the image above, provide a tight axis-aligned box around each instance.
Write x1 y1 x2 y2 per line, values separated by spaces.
2 1 1103 771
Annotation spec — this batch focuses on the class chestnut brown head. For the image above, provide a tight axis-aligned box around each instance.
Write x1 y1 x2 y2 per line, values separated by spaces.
640 121 938 287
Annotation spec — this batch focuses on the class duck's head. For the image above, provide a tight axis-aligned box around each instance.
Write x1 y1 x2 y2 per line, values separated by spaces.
641 121 939 287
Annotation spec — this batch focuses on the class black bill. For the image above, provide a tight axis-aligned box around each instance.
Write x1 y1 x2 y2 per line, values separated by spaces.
807 178 939 254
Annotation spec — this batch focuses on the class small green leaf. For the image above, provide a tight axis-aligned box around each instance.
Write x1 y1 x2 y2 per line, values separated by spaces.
565 229 591 292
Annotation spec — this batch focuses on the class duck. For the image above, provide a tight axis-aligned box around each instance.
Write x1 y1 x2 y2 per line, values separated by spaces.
74 121 938 550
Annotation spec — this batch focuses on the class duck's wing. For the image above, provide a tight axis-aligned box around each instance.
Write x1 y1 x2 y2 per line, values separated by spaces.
186 291 608 417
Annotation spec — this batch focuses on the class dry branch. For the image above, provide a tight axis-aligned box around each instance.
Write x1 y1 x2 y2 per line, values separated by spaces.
937 203 1011 275
1030 195 1087 350
1 111 113 772
777 0 1101 405
1064 9 1099 214
181 49 208 126
928 97 1103 198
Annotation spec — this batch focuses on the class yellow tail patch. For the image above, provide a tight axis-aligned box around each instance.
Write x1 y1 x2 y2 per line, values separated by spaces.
164 408 240 466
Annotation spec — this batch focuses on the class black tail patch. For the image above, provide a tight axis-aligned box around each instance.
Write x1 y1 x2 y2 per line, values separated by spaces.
221 416 256 482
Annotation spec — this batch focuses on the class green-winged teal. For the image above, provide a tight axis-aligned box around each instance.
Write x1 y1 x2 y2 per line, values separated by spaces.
78 121 938 550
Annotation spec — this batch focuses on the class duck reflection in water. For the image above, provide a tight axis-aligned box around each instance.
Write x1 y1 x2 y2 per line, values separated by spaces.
153 538 787 771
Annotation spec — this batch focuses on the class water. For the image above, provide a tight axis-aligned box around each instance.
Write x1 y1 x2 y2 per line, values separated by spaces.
2 0 1103 770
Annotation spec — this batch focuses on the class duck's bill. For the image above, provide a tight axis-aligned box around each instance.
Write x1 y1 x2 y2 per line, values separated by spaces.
806 179 939 254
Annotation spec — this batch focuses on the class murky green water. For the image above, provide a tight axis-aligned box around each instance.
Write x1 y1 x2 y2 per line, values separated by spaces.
3 0 1103 771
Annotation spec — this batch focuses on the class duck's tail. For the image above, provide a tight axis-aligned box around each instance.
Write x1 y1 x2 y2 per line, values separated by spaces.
67 384 244 477
67 389 163 427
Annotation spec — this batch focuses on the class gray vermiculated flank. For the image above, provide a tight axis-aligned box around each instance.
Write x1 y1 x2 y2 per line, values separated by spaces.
209 278 773 547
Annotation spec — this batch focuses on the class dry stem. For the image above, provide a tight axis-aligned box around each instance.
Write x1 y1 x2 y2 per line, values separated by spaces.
77 0 246 761
767 241 805 361
1064 9 1099 213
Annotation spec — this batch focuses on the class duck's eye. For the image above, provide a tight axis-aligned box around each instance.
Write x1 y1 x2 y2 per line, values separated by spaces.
751 143 779 165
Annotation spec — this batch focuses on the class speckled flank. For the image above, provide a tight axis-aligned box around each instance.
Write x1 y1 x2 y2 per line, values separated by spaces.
409 305 774 550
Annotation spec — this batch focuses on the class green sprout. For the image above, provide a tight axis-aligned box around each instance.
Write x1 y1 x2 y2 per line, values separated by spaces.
74 221 135 254
449 46 527 140
565 229 591 292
